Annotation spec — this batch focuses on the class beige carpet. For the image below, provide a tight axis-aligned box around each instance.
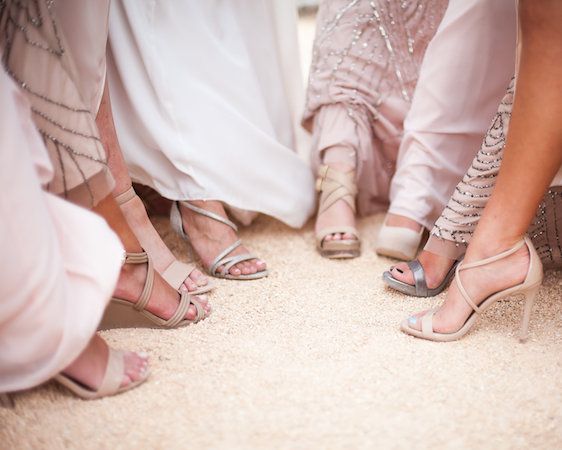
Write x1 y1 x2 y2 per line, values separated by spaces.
2 214 562 449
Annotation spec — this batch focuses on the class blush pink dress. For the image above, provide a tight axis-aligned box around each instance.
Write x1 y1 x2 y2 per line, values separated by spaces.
302 0 447 216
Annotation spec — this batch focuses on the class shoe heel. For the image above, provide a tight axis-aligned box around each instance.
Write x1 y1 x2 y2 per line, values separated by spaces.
0 393 14 408
519 283 540 342
99 301 156 330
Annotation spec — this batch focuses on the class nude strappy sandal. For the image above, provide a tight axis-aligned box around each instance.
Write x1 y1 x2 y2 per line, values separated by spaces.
315 165 360 259
54 347 148 400
400 237 543 342
100 251 208 329
115 187 215 295
170 201 268 280
383 259 460 297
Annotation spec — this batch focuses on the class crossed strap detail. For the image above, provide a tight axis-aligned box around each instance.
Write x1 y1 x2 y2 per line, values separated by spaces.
178 201 261 278
419 239 527 337
120 251 204 328
316 165 357 216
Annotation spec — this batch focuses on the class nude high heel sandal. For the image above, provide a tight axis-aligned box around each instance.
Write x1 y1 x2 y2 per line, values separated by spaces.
400 237 543 342
315 165 360 259
115 187 215 295
100 251 208 329
170 201 268 280
54 347 149 400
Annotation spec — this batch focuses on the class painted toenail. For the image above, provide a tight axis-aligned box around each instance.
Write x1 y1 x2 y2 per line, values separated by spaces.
396 268 404 274
408 316 417 325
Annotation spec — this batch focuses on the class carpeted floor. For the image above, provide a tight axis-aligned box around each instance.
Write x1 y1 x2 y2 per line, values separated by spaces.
2 214 562 449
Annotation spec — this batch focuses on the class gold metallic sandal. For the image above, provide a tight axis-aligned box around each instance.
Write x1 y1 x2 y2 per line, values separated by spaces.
115 187 215 295
100 251 209 329
170 201 268 280
315 165 360 259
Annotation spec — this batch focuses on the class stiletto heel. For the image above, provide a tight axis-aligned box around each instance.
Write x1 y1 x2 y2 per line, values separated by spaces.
400 236 543 342
519 283 540 342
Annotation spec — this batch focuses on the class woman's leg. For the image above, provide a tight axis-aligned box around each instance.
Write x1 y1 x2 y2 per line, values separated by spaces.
406 0 562 333
96 81 209 290
93 195 212 321
389 80 516 288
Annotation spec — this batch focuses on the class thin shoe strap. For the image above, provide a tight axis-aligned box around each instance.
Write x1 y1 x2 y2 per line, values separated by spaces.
220 253 259 276
421 309 437 339
455 239 527 314
459 239 526 271
97 348 124 397
209 240 242 276
114 186 136 205
133 256 155 312
407 260 428 297
179 201 238 231
189 296 206 322
125 252 149 265
163 291 193 328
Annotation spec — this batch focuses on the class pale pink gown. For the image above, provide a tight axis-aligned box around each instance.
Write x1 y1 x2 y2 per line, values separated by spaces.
388 0 517 229
0 67 123 392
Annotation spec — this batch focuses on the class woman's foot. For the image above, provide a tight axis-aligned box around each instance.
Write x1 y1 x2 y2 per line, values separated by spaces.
62 334 148 391
389 250 456 289
118 190 209 292
405 241 530 334
179 200 266 277
114 252 212 322
315 162 358 243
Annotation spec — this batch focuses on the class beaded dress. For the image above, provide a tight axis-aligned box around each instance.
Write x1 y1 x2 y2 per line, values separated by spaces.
426 77 562 269
302 0 446 216
0 0 112 207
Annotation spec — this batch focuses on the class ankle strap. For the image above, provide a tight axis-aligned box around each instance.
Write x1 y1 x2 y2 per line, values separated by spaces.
114 186 136 205
125 252 149 264
179 201 238 232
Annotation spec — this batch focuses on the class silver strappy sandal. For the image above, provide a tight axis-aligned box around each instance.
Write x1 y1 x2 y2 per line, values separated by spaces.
382 259 460 297
170 201 268 280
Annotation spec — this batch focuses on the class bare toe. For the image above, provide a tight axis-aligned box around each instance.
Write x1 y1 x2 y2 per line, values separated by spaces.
342 232 355 240
189 269 208 286
183 277 199 292
390 263 414 285
255 259 267 271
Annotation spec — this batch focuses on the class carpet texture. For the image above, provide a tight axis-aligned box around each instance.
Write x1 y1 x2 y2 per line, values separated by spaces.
1 214 562 449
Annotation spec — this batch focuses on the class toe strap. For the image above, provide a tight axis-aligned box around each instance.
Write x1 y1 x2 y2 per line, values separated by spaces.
407 260 428 297
220 253 259 276
97 348 125 397
421 309 437 339
163 291 195 328
162 260 196 290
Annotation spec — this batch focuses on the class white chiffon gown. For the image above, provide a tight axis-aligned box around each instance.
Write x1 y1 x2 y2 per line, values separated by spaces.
107 0 314 228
